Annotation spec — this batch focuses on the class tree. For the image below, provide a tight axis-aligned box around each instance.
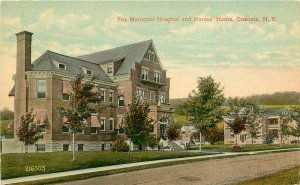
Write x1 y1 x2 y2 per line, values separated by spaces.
202 123 224 145
16 110 43 153
225 98 249 146
111 136 129 152
124 98 154 150
289 106 300 141
185 76 225 151
247 105 263 145
279 110 293 146
57 74 100 161
166 124 181 142
0 107 14 120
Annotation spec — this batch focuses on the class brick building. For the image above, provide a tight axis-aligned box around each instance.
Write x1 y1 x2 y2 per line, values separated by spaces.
10 31 173 152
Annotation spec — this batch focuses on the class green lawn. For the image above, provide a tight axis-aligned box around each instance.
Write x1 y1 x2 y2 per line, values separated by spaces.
188 144 299 152
1 151 209 179
238 166 300 185
0 119 13 138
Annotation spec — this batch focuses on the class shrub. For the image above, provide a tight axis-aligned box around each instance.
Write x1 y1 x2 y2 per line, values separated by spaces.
112 136 129 152
232 145 243 151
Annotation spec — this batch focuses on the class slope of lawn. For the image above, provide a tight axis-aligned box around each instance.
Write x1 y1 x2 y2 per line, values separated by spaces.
1 151 210 179
238 166 300 185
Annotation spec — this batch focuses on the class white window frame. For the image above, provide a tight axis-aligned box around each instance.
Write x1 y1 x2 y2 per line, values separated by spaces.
91 127 97 134
37 79 46 99
142 67 149 80
107 64 113 74
62 124 70 133
109 118 114 131
100 89 106 102
100 118 106 131
149 91 156 100
76 128 84 134
109 91 114 103
118 96 125 107
136 89 145 101
160 93 166 103
86 69 93 76
154 72 161 83
36 144 46 152
148 51 155 62
58 63 67 70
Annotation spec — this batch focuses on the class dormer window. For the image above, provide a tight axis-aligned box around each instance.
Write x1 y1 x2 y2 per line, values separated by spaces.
107 64 113 75
86 69 93 75
59 63 66 70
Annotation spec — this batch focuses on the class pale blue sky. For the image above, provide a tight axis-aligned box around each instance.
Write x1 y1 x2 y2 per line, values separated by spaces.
1 1 299 110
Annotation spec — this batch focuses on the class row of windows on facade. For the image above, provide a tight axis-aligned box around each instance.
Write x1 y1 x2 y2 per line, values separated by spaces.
136 89 166 103
62 119 115 134
37 80 166 105
141 68 161 83
36 143 112 152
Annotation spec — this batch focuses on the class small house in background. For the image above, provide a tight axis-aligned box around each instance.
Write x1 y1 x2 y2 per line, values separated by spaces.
224 109 298 145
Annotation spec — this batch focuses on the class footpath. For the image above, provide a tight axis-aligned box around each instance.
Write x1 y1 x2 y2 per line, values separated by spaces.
1 148 299 185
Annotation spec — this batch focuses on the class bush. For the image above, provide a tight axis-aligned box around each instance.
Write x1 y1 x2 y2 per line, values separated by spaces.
111 136 129 152
232 145 243 151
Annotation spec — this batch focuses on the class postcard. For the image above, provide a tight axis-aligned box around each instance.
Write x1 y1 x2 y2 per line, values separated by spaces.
1 1 299 185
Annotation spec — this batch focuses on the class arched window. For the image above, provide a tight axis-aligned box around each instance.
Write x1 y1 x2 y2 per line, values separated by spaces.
118 96 125 107
159 117 169 139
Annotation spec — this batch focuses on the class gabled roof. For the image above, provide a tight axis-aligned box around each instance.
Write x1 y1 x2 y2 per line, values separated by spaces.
32 51 112 82
77 40 153 75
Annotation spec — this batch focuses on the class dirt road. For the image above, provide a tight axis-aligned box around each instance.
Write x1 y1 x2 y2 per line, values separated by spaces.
59 151 300 185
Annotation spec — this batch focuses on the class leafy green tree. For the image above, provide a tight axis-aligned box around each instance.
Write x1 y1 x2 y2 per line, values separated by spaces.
0 107 14 120
202 124 224 145
57 74 100 161
247 105 263 145
124 98 154 150
289 106 300 141
226 98 249 146
111 136 129 152
279 110 293 146
185 76 225 151
16 110 43 153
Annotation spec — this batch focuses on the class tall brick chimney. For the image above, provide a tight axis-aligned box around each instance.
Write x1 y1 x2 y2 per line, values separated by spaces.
14 31 33 140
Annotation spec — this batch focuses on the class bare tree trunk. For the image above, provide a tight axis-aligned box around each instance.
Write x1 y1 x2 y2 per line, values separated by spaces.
128 140 131 158
199 131 202 152
235 134 238 146
72 132 76 161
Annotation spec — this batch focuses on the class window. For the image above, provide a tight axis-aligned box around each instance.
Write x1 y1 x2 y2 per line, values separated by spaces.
240 134 247 142
230 133 234 139
36 144 46 152
109 91 114 103
160 94 166 103
63 144 69 151
38 125 46 133
37 80 46 98
100 119 105 131
86 69 93 75
109 119 114 131
107 64 113 74
76 128 84 134
142 68 148 80
154 72 160 83
118 96 125 107
63 93 70 101
149 91 156 100
101 144 105 151
99 89 105 102
136 89 144 101
91 127 97 134
78 144 84 151
148 51 155 62
58 63 66 70
268 119 278 125
62 124 69 133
